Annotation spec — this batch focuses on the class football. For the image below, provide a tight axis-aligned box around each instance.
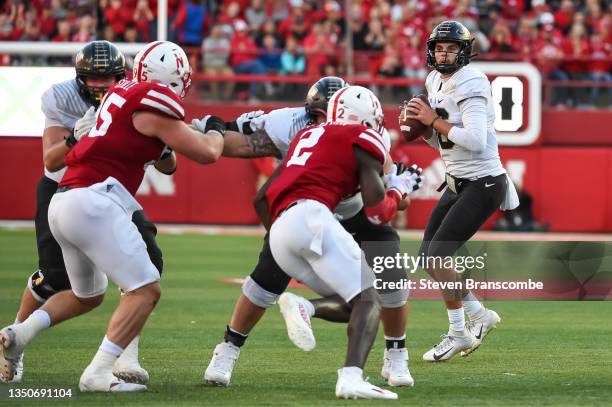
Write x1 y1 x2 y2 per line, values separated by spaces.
399 94 430 142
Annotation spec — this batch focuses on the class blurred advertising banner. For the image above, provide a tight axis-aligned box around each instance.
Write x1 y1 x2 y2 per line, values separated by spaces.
0 67 74 137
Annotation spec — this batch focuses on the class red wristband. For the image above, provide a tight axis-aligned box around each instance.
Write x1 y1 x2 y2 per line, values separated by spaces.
364 190 401 225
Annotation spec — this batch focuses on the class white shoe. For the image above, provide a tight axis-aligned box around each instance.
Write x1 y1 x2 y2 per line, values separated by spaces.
79 368 147 392
113 361 149 385
335 367 398 400
10 353 23 383
381 348 414 387
461 309 501 356
422 331 476 362
204 342 240 386
278 292 315 352
0 325 26 383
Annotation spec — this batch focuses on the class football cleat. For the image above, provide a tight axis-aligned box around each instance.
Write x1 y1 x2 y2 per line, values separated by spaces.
113 336 149 384
461 309 501 356
0 325 26 383
422 332 476 362
9 352 24 383
278 292 315 352
336 367 398 400
79 369 147 392
112 362 149 385
204 342 240 387
381 348 414 387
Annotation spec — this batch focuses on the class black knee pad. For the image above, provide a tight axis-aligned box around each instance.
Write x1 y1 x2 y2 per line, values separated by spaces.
132 210 164 275
28 269 71 302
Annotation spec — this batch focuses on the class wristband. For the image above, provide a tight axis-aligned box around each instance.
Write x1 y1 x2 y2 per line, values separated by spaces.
205 116 227 136
430 116 441 127
65 132 77 148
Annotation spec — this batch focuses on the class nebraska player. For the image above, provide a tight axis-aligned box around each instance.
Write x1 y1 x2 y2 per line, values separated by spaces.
0 41 225 392
261 86 420 400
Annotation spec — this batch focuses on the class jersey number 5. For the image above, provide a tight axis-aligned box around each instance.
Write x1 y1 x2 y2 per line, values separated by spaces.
88 93 127 138
286 127 325 167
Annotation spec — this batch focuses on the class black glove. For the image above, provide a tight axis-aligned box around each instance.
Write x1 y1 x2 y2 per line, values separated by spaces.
205 115 226 135
407 164 423 191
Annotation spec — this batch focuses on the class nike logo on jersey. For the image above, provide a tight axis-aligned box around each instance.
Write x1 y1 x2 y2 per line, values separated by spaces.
433 347 453 361
485 183 495 187
475 325 484 340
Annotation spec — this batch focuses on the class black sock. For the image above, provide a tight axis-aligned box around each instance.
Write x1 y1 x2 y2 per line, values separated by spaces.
385 336 406 350
224 325 248 348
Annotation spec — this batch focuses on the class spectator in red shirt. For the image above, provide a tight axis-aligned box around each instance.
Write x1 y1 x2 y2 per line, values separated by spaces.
72 15 94 43
588 32 611 106
39 8 56 38
554 0 575 33
51 19 71 42
133 0 154 42
278 1 310 39
230 20 267 100
303 21 336 76
534 24 569 107
563 23 592 106
104 0 133 38
489 24 516 56
513 16 538 60
402 32 427 97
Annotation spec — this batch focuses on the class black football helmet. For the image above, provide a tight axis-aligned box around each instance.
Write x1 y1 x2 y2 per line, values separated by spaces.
426 20 474 74
305 76 349 123
75 40 126 107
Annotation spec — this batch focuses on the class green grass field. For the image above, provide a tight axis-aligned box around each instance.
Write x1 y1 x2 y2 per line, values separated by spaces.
1 229 611 406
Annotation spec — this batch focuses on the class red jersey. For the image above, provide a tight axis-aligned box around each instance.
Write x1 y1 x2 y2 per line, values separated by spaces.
60 79 185 195
266 122 386 222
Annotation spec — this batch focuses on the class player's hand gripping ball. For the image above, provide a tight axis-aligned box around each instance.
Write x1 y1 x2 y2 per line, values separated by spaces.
399 94 430 142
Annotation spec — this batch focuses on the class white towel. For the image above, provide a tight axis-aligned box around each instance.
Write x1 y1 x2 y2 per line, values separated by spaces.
500 174 520 211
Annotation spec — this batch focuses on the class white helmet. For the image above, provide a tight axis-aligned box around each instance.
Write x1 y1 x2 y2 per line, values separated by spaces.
326 85 384 132
133 41 192 98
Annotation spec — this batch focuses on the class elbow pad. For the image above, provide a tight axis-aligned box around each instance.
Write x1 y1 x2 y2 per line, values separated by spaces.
364 190 401 225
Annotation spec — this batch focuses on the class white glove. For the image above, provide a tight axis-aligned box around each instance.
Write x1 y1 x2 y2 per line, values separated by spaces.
235 110 264 133
74 106 97 140
387 164 423 198
191 115 210 134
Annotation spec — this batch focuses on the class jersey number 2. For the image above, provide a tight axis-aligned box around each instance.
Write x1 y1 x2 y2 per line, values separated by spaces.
88 93 127 138
286 127 325 167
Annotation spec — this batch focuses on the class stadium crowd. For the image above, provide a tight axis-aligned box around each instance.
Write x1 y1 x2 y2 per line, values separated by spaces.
0 0 610 106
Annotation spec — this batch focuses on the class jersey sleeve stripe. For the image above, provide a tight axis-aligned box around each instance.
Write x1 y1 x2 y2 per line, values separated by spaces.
146 89 185 117
363 128 385 144
140 98 182 119
358 133 386 159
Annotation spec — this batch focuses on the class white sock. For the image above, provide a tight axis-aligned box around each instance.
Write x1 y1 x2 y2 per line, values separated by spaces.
301 298 315 317
463 291 486 320
447 308 466 334
89 349 119 374
100 336 124 358
116 335 139 363
340 366 363 378
14 315 21 324
17 310 51 345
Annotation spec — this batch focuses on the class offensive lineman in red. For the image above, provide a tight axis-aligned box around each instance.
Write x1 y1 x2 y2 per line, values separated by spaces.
0 41 226 392
258 86 421 400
